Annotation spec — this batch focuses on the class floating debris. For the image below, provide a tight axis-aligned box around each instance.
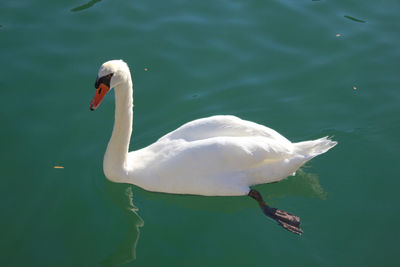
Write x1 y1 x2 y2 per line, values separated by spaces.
71 0 101 12
344 15 366 23
353 86 357 91
144 67 148 71
54 166 64 169
336 33 341 37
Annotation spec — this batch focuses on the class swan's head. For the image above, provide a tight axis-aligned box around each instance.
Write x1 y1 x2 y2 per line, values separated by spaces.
90 59 131 111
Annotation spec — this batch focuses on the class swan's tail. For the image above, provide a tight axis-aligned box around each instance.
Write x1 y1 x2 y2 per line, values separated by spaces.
294 136 337 159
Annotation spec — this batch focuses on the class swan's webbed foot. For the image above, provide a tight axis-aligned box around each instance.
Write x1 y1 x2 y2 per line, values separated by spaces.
261 206 303 235
248 189 303 235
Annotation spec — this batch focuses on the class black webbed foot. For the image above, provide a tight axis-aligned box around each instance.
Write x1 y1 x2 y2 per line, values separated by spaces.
248 189 303 235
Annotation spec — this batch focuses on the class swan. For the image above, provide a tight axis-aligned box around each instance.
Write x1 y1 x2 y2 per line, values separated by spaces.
89 60 337 235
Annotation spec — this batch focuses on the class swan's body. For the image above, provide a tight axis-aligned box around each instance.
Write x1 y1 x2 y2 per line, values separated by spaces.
124 116 335 196
90 60 337 234
91 59 337 196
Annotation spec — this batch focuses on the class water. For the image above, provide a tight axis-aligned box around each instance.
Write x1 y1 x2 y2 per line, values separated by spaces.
1 0 399 266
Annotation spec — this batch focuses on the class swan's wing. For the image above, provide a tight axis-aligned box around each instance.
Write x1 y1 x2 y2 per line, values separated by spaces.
158 115 291 145
138 135 293 175
129 135 297 196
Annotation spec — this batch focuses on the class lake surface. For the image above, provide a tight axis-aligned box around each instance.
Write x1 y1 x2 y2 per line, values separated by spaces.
1 0 399 266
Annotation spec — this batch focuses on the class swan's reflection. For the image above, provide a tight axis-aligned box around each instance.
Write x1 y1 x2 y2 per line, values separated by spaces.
257 168 327 202
98 168 323 265
101 182 143 266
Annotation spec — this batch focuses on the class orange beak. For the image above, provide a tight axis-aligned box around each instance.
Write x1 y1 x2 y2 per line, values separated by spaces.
90 83 110 111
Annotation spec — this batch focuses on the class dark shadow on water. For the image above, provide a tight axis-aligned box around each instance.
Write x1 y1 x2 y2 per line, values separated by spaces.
101 181 144 267
71 0 101 12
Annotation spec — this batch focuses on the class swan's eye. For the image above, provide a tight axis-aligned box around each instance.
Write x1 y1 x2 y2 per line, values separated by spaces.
95 73 114 88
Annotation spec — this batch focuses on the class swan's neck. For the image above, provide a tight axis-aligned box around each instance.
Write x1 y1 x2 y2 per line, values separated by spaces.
104 78 133 182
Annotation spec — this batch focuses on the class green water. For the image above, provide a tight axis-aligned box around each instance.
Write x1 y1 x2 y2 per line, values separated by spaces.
1 0 400 266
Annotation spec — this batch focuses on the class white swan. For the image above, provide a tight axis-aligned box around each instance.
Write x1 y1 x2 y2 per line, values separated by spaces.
90 60 337 234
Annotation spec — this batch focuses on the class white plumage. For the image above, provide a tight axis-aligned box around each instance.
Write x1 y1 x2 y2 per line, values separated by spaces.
91 60 337 197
